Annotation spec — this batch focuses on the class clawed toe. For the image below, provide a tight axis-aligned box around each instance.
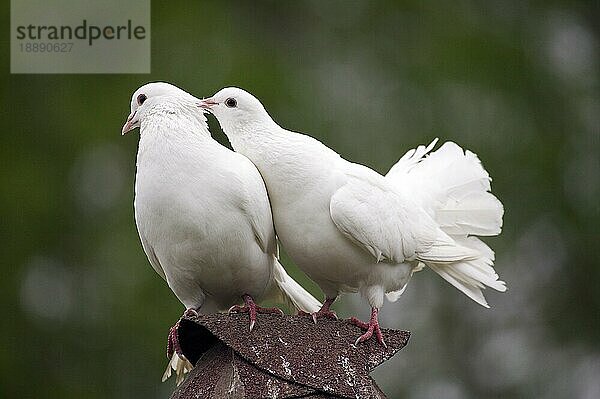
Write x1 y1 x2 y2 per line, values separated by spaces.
300 309 338 324
230 294 284 331
166 320 188 360
349 316 370 330
228 304 246 314
299 296 337 324
167 309 199 360
349 308 387 348
163 320 193 384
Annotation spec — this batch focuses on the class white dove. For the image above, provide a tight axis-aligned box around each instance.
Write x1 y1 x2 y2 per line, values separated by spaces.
121 82 321 383
200 88 506 347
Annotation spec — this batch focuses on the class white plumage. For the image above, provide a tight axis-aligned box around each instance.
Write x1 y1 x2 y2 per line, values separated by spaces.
201 87 506 346
387 139 505 306
122 83 321 383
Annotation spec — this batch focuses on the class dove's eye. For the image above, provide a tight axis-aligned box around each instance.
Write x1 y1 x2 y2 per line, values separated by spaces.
225 98 237 108
137 94 147 106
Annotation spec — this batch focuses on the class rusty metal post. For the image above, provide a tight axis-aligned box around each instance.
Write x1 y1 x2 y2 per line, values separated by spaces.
169 314 410 398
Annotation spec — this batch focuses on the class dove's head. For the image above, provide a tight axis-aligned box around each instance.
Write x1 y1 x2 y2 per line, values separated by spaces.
199 87 276 136
122 82 202 135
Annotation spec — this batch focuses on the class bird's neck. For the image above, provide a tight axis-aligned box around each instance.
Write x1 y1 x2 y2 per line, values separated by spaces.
144 105 209 137
226 123 341 205
225 119 278 154
137 110 213 167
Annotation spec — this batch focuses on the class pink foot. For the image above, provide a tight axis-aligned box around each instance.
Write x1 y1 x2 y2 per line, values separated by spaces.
349 307 387 348
166 308 198 359
166 322 182 360
299 296 338 323
228 294 284 331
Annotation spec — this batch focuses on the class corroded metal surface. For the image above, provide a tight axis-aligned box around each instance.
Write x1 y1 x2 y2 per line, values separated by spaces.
170 314 410 398
171 342 323 398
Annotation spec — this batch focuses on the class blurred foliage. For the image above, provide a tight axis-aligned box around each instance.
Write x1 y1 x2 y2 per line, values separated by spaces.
1 1 599 398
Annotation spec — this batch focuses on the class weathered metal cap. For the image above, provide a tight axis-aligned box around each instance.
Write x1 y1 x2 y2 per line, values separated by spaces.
170 314 410 398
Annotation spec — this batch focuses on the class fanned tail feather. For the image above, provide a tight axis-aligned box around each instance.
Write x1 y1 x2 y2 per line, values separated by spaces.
387 139 506 306
428 252 506 308
387 140 503 236
387 138 439 177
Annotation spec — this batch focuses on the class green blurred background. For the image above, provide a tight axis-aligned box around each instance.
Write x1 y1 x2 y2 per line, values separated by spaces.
2 1 599 398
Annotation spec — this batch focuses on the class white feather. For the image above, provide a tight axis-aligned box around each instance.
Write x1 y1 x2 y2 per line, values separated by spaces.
129 83 321 384
273 259 321 313
387 140 505 304
162 354 193 386
206 87 506 313
387 141 503 236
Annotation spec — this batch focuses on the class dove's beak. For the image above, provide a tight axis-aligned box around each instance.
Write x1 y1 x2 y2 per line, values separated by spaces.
121 111 139 135
198 98 218 111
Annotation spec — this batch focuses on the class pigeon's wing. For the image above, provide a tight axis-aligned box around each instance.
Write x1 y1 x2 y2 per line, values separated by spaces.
139 234 167 281
236 155 278 256
329 163 478 264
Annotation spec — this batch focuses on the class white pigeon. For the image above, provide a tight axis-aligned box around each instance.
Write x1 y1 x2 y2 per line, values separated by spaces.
200 88 506 347
121 82 321 384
